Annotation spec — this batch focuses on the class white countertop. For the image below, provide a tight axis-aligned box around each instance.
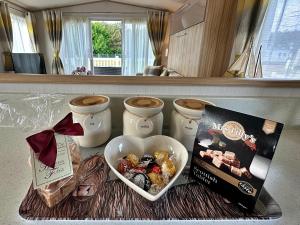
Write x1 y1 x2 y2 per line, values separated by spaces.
0 127 299 225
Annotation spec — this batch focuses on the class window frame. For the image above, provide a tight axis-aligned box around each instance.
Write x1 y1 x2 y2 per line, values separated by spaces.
9 10 35 54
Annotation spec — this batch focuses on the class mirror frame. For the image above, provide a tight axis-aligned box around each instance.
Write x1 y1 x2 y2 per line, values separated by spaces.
0 73 300 88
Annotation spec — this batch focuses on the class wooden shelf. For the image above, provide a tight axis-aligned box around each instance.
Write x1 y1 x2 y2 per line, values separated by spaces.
0 73 300 88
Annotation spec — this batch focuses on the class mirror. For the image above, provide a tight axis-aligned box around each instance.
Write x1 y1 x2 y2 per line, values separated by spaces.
1 0 299 79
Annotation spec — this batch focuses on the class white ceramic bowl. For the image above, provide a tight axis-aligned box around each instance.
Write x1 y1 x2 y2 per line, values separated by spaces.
124 96 164 118
69 95 110 114
173 98 215 119
104 135 188 201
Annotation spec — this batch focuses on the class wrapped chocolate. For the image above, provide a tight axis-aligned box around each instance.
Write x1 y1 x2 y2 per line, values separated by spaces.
116 151 177 195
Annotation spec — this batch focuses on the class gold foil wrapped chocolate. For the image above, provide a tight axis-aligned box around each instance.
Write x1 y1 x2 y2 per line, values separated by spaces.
154 151 169 165
126 153 139 167
148 172 165 188
161 159 176 178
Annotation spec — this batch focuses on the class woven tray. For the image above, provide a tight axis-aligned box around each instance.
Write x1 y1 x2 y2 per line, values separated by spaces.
19 154 281 220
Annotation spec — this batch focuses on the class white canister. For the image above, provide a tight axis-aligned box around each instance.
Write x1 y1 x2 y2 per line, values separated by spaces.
123 96 164 138
69 95 111 147
170 98 215 151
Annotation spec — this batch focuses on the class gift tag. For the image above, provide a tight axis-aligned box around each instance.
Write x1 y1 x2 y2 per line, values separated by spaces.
83 114 102 132
31 134 74 189
182 119 198 136
136 118 154 135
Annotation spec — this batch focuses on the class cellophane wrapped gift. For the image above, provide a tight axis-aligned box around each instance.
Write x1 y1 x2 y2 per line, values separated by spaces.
0 94 82 208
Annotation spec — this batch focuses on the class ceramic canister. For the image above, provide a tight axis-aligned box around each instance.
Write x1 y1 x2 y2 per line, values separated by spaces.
69 95 111 147
123 96 164 138
170 98 215 151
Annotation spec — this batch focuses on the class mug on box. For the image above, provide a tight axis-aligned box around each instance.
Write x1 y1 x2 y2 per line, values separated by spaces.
190 105 283 210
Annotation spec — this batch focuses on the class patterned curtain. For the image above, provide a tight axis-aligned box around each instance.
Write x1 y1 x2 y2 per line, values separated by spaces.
26 12 39 53
147 11 168 66
225 0 269 78
0 1 13 71
43 10 64 74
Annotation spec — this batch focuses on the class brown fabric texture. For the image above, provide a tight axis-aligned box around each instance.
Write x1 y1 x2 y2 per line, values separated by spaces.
19 154 281 220
43 10 64 74
0 1 13 71
147 11 168 66
26 12 39 53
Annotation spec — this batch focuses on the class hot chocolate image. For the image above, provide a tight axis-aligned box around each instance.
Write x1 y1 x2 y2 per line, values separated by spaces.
70 96 108 107
126 97 163 108
175 99 206 110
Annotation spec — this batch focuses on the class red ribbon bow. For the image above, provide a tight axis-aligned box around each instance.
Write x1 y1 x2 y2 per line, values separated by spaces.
26 113 84 168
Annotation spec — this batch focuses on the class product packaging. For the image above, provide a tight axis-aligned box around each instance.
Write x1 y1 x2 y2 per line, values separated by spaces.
0 94 84 207
190 105 283 210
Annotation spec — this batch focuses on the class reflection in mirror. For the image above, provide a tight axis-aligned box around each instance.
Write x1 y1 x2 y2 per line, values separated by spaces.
0 0 299 78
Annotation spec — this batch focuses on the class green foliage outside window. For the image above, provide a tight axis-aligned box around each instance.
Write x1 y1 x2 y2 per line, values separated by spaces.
91 21 122 56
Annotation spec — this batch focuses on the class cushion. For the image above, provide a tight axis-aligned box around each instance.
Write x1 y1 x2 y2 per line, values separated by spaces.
143 66 162 76
160 68 169 76
168 71 183 77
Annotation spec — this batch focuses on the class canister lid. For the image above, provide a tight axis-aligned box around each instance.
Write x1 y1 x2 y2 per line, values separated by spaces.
124 96 164 117
173 98 215 119
69 95 110 114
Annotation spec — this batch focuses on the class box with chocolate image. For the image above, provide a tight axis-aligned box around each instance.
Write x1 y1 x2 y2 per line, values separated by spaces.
190 105 283 210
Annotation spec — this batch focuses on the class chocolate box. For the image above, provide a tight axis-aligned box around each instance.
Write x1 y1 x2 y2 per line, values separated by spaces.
190 105 284 210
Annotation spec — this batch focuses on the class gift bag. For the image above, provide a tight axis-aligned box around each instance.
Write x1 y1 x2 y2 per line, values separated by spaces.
0 94 84 208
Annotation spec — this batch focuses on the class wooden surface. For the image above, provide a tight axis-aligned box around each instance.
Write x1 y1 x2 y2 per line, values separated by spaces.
198 0 238 78
168 23 204 77
167 0 242 77
0 73 300 87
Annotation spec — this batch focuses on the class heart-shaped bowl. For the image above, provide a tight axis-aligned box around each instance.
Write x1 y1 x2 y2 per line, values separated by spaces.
104 135 188 201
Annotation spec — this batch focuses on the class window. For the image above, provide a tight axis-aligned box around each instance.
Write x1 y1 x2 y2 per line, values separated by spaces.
61 16 154 75
91 20 122 75
122 18 155 75
258 0 300 78
90 19 154 75
60 16 91 75
10 12 35 53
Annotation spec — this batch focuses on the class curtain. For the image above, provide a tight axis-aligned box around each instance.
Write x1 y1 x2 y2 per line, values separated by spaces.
60 16 90 75
26 12 39 53
0 1 13 71
43 10 64 74
122 18 154 75
225 0 269 78
147 11 168 66
10 12 35 53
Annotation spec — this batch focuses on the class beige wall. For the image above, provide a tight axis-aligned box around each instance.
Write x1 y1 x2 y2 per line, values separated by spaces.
169 0 206 35
59 1 148 14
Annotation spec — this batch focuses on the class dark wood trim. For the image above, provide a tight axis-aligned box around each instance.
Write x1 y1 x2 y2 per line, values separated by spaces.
0 73 300 87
